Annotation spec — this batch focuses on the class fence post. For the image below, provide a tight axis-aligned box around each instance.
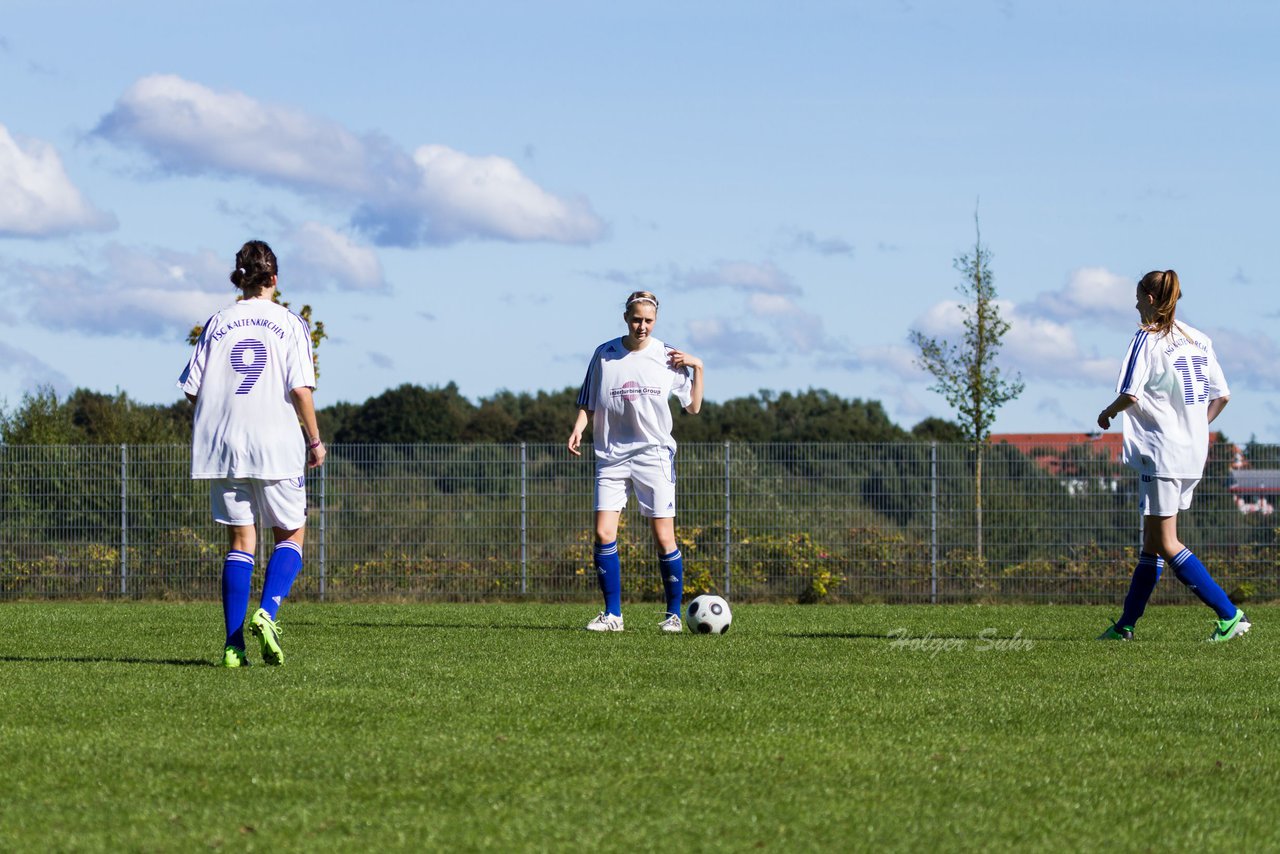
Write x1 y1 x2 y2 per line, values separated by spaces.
520 442 528 596
930 441 938 605
723 441 731 596
120 444 128 596
318 462 326 602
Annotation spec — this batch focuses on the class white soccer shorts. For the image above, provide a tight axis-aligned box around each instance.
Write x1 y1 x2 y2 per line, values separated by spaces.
209 476 308 530
595 449 677 518
1138 474 1199 517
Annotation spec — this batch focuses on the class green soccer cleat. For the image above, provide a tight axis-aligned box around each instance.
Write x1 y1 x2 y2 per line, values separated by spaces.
221 646 250 668
1097 623 1134 641
1208 609 1251 643
248 608 285 665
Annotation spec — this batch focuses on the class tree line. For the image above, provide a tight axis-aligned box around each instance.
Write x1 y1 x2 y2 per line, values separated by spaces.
0 384 972 447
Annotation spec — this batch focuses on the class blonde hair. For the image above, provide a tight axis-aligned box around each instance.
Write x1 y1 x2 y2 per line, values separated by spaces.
1138 269 1180 337
624 290 659 314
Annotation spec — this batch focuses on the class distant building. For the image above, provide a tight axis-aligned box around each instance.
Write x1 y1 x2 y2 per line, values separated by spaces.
988 433 1123 477
989 432 1258 510
1228 469 1280 515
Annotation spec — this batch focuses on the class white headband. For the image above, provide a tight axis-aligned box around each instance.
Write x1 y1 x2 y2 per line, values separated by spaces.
626 296 658 309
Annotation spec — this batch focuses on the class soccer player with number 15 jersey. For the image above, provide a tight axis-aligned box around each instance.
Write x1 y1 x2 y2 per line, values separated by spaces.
178 240 325 667
1096 269 1248 642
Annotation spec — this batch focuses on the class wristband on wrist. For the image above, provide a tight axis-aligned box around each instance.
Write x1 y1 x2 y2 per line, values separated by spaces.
308 438 323 449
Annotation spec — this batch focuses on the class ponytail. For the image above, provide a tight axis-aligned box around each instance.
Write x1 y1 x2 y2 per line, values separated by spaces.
1138 269 1180 337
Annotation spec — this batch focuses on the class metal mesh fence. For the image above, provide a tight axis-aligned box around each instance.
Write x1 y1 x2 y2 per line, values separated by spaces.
1 442 1275 603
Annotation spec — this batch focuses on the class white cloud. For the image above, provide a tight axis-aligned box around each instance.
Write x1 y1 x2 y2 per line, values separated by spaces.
284 222 387 292
1032 266 1134 325
0 123 115 238
94 74 604 247
912 299 965 338
1203 326 1280 392
1004 310 1114 384
404 144 604 245
685 317 770 368
875 383 933 421
681 260 800 294
0 340 71 394
909 297 1114 384
13 243 230 338
850 343 926 381
94 74 401 193
780 228 855 257
3 244 231 339
745 292 828 354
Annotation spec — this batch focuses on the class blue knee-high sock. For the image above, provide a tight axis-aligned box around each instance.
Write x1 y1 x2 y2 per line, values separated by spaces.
222 550 254 649
594 541 622 616
1117 552 1164 629
1170 548 1236 620
659 548 684 618
259 541 303 620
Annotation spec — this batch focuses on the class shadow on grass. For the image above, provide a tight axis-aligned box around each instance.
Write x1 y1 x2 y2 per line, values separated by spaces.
344 621 581 633
787 631 1072 642
0 654 212 667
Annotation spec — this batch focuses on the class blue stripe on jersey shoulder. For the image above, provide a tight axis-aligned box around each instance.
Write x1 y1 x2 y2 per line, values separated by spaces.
1120 329 1146 392
576 342 609 408
288 308 311 336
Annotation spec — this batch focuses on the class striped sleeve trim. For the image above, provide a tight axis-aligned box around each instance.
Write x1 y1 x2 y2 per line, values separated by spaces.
1118 330 1147 394
576 344 604 409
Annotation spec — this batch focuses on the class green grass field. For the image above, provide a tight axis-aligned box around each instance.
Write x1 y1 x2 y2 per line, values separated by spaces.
1 602 1278 851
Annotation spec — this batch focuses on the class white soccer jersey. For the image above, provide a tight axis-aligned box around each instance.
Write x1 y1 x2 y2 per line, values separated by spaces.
1115 321 1229 478
576 336 694 464
178 299 316 479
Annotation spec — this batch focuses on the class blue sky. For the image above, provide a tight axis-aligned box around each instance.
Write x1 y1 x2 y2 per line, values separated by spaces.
3 1 1279 440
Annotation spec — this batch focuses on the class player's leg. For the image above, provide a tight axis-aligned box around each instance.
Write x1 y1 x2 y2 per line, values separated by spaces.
212 479 256 667
1101 551 1163 639
249 478 307 664
260 527 304 620
649 517 684 632
636 450 683 632
1146 479 1249 640
587 510 624 629
1101 475 1165 640
586 461 627 630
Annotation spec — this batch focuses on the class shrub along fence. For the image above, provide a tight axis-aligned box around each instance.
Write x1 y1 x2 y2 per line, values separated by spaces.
1 442 1275 604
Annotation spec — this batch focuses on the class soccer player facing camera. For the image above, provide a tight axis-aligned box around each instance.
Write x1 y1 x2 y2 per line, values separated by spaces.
1096 269 1248 642
179 240 325 667
568 291 705 632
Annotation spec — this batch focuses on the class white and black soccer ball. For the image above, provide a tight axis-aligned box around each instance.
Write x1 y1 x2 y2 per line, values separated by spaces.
686 594 732 634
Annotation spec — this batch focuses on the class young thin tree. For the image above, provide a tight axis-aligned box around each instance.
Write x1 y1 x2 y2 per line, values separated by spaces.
908 215 1024 566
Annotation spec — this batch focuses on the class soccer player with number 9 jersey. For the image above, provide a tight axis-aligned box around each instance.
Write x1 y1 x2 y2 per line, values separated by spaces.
1096 269 1248 642
178 240 326 667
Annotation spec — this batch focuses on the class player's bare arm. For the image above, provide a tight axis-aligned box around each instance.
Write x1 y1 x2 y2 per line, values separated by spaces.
1207 395 1230 424
290 386 326 468
567 408 591 456
1097 393 1137 430
667 349 704 414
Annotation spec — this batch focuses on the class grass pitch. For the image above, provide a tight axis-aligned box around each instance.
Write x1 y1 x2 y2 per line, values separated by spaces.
1 602 1278 851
